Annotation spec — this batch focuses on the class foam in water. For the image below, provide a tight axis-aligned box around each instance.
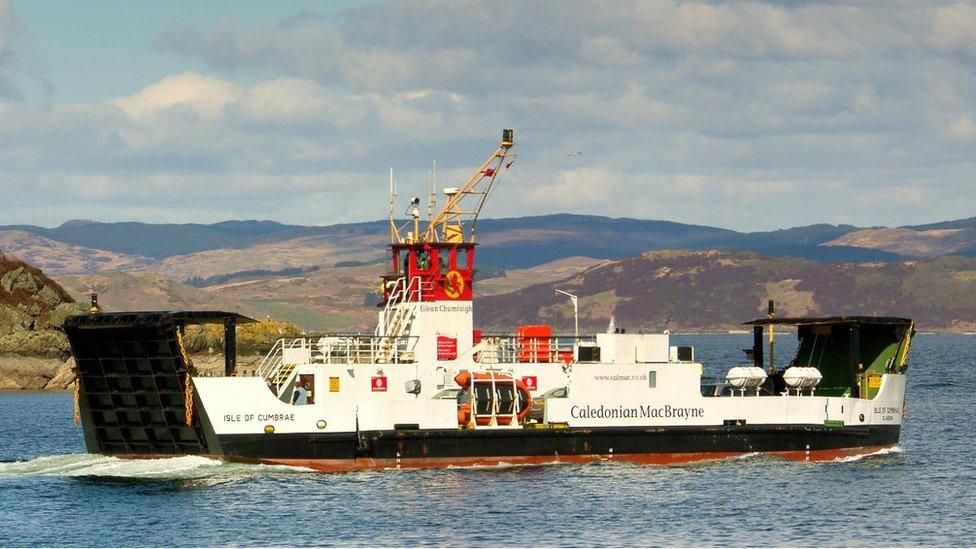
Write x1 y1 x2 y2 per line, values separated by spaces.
830 445 904 463
443 459 563 471
0 454 312 479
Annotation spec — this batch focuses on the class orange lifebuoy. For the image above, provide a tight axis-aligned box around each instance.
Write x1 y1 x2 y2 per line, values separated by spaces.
515 379 532 421
458 403 472 426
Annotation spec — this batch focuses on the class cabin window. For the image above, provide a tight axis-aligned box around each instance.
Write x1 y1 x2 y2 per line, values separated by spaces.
457 248 469 269
300 374 315 404
417 249 432 271
439 248 450 275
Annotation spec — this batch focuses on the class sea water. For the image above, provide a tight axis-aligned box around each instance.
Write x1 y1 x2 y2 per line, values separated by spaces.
1 334 974 547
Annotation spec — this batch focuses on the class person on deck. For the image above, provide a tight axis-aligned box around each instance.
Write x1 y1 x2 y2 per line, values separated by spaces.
292 382 308 405
417 250 431 270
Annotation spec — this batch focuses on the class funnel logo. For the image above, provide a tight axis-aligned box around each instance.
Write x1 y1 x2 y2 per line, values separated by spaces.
444 270 465 299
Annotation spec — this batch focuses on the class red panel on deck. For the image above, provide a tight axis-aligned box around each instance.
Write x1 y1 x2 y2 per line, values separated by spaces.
517 325 552 363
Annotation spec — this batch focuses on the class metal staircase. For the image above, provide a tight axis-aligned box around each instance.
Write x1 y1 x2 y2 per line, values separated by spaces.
375 276 423 362
256 339 305 398
271 363 298 398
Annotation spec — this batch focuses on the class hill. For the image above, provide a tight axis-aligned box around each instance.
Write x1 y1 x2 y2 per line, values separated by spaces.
474 216 903 267
55 256 608 333
475 250 976 333
0 230 154 275
55 271 252 316
56 263 385 333
2 215 909 279
477 257 611 296
825 225 976 258
0 219 325 258
0 253 88 390
146 233 384 281
0 252 81 336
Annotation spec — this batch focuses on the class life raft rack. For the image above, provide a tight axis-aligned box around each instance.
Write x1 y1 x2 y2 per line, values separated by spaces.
454 371 532 428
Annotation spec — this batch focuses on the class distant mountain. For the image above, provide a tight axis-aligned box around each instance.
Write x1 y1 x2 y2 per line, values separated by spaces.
9 212 976 280
0 220 324 258
475 216 898 268
55 271 251 316
3 214 907 272
904 216 976 231
58 219 98 228
0 230 155 275
825 222 976 258
476 249 976 333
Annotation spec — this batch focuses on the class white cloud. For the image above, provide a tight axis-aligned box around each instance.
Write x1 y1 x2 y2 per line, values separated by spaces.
928 2 976 55
113 72 243 119
948 115 976 140
523 168 620 210
3 1 976 230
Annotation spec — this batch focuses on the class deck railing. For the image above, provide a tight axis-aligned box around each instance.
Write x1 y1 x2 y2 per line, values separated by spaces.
259 334 420 371
475 335 598 364
256 334 601 381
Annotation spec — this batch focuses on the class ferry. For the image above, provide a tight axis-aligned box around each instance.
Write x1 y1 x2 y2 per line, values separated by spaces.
62 130 914 471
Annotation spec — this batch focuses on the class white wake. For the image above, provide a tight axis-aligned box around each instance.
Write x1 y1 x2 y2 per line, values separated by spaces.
0 454 311 479
831 445 904 463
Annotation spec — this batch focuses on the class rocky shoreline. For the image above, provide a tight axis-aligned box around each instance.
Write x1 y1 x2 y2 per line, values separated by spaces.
0 354 267 391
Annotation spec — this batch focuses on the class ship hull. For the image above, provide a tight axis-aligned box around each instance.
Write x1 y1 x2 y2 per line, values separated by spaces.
62 311 907 473
182 423 899 471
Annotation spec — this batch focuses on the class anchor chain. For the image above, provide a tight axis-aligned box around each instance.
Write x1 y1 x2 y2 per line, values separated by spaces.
184 372 194 426
72 377 81 426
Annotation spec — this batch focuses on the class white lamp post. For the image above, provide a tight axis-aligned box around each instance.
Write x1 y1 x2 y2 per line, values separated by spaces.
555 289 579 357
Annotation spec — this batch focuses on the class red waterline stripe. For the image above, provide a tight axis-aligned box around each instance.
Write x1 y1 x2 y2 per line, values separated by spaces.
247 445 895 472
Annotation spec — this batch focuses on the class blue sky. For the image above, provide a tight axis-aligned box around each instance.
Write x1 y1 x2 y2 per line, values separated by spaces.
2 1 975 230
13 2 365 103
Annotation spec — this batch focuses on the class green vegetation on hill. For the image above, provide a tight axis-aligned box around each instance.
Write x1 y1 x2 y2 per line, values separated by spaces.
182 318 303 355
476 250 976 333
184 266 320 288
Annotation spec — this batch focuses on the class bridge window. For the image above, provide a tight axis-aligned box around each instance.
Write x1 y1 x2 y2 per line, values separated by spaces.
417 250 432 271
393 249 403 274
439 248 450 275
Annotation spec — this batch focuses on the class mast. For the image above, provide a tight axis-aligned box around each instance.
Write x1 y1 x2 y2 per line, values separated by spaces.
427 159 437 223
386 130 516 246
420 129 516 244
388 167 401 244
